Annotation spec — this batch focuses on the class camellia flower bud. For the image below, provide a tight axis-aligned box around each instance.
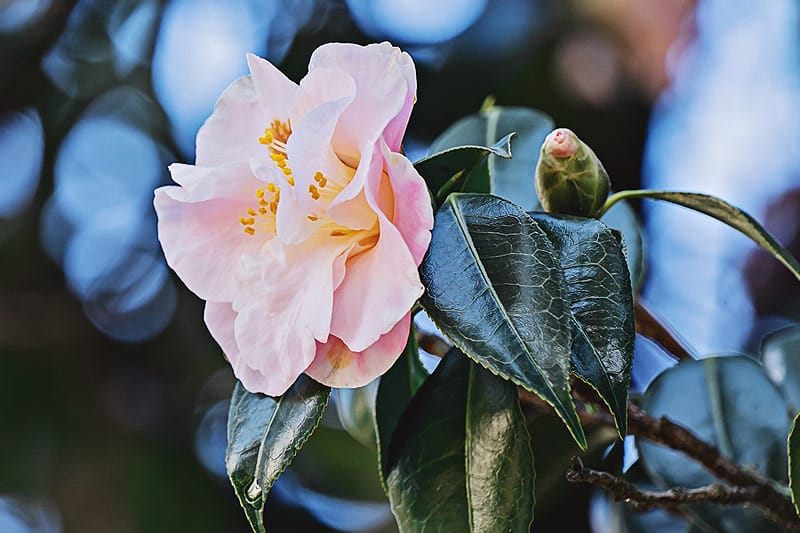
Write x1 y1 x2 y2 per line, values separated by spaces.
535 128 610 217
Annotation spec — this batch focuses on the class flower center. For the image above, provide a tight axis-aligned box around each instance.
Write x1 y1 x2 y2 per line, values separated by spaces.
239 183 280 235
239 118 357 238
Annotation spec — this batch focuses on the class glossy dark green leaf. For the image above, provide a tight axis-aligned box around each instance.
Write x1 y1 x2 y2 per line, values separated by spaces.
529 213 634 437
600 199 645 293
414 133 513 201
386 349 535 532
429 105 553 211
789 412 800 517
420 193 585 447
606 190 800 281
374 323 428 489
226 377 329 533
637 356 790 531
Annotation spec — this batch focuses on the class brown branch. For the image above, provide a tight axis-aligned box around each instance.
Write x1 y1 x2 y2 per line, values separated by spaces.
634 299 696 360
573 388 800 531
415 330 451 358
566 457 759 511
625 403 798 524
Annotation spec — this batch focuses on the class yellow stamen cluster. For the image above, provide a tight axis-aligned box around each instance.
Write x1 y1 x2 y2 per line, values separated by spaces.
307 171 329 201
269 153 295 186
251 118 344 229
240 183 280 236
258 119 292 151
259 118 296 186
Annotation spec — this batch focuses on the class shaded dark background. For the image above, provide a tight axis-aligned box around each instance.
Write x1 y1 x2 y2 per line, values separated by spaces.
4 0 800 531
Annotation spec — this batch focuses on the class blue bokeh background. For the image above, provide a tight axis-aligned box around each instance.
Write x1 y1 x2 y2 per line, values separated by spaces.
3 0 800 531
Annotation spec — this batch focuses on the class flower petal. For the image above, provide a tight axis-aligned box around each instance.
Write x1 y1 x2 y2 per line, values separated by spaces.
309 43 413 212
284 76 366 234
195 56 298 167
327 146 380 230
380 140 433 265
204 301 279 394
246 53 300 123
309 42 412 155
293 66 356 118
231 236 351 395
154 162 267 302
305 313 411 388
329 195 423 351
204 301 239 359
194 76 264 167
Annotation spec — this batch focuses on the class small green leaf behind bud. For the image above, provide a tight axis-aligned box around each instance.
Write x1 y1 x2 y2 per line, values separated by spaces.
535 128 610 217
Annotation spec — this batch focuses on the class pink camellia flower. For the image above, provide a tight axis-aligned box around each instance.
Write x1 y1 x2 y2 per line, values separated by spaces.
154 42 433 395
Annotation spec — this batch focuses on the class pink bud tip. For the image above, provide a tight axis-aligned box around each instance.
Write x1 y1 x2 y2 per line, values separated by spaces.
545 128 579 158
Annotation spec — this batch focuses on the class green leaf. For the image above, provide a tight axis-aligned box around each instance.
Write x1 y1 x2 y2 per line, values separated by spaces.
334 382 378 449
529 213 635 438
226 377 329 533
637 356 790 531
603 190 800 282
790 412 800 517
414 134 513 201
420 193 586 447
429 105 554 211
386 349 535 532
374 323 428 489
600 199 645 293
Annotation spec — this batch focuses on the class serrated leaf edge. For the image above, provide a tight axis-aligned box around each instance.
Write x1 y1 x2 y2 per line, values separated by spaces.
424 196 587 449
229 382 329 533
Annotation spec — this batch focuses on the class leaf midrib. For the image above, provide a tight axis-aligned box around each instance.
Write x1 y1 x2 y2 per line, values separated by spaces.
448 197 567 418
253 395 284 495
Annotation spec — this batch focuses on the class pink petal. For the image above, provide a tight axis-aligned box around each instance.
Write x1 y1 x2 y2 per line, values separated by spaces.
204 301 238 359
284 84 359 225
327 146 380 230
194 76 264 167
380 140 434 265
194 56 298 167
305 313 412 388
167 161 264 201
308 42 413 154
248 158 316 245
379 47 416 153
329 191 423 351
231 237 352 395
205 301 279 394
293 66 356 119
308 43 413 211
204 301 238 357
246 53 300 124
154 162 267 302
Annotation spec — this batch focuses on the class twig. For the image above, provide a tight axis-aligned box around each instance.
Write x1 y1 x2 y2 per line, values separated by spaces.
625 403 798 524
574 388 800 530
566 457 759 511
634 299 696 360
